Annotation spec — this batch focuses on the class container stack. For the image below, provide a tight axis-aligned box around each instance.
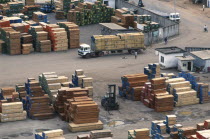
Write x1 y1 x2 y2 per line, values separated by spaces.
39 72 70 102
0 102 27 122
35 129 65 139
144 63 161 80
32 12 48 23
128 128 150 139
58 22 80 49
25 79 54 120
67 1 114 26
0 27 21 55
68 97 103 132
118 73 148 101
45 24 68 51
29 26 52 52
54 88 89 121
111 8 134 29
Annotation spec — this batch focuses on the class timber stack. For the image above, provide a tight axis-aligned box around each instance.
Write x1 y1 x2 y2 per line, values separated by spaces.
35 129 65 139
25 78 54 119
0 102 27 122
54 88 89 121
68 96 103 132
119 73 148 101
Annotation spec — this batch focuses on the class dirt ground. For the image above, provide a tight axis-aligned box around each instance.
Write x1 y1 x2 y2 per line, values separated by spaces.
0 0 210 139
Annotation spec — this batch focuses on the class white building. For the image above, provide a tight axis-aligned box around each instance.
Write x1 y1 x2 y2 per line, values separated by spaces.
190 50 210 72
176 56 195 72
155 47 186 69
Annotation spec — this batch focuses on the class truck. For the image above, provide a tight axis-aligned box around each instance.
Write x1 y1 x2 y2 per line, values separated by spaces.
78 32 145 58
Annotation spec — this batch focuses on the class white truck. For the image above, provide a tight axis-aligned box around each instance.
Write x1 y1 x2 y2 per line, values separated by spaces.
78 33 145 58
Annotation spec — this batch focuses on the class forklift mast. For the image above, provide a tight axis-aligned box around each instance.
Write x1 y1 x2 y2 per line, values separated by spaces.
108 84 116 100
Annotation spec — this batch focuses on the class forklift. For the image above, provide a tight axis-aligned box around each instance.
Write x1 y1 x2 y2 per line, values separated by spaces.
101 84 119 111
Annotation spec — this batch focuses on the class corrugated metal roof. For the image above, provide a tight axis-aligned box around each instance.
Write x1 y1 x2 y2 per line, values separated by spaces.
190 50 210 60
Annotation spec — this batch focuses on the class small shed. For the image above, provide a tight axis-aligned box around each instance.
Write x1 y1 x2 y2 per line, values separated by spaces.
190 50 210 72
155 46 186 69
176 56 195 72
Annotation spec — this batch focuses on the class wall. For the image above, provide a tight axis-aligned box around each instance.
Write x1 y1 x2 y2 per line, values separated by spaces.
158 53 184 68
178 60 194 71
115 0 180 46
204 59 210 72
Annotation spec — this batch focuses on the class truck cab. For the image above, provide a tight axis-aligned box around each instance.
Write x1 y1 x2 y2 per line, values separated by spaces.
169 13 180 22
78 44 91 58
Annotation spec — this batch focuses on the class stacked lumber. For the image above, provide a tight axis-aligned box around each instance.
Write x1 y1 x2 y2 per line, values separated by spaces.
111 8 134 29
23 5 41 19
196 130 210 139
35 129 65 139
199 83 210 104
0 40 5 54
15 84 27 101
90 130 113 139
25 79 54 120
0 19 10 27
21 33 34 54
45 24 68 51
91 33 144 53
0 102 26 122
58 22 80 49
39 72 70 102
153 78 173 112
54 88 89 121
10 23 30 33
128 128 150 139
161 73 176 79
32 12 48 23
82 77 93 97
29 26 52 52
168 81 191 94
178 127 197 138
55 11 65 20
72 69 87 87
0 87 20 102
135 14 160 33
26 0 35 5
2 2 24 16
144 63 161 80
119 73 148 101
0 27 21 55
67 1 114 26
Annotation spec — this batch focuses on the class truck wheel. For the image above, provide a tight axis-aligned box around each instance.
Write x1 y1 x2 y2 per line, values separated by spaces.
85 53 91 58
128 50 131 54
137 49 141 54
131 50 136 54
98 52 104 57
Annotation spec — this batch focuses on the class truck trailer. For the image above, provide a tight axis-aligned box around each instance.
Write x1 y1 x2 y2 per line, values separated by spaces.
78 32 145 58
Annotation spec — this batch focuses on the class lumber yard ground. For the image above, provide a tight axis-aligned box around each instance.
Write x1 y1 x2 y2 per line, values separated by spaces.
1 0 210 138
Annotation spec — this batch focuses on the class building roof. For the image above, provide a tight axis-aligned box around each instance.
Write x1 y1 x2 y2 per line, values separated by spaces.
190 50 210 60
155 46 186 54
176 56 195 61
